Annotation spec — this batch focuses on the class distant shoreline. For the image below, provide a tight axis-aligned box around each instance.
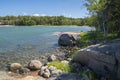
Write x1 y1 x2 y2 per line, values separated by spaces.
0 25 15 27
0 25 89 27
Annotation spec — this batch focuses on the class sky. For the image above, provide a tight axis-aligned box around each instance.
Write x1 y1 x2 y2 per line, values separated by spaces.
0 0 89 18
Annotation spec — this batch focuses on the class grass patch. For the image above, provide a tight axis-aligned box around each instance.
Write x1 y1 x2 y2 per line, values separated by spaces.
77 31 104 48
107 31 120 39
77 31 120 48
47 61 75 73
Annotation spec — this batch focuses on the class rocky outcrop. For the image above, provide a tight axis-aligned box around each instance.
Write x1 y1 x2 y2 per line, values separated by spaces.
58 34 76 46
72 39 120 80
28 60 42 70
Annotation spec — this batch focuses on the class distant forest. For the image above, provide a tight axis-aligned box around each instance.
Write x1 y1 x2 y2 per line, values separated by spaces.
0 16 90 26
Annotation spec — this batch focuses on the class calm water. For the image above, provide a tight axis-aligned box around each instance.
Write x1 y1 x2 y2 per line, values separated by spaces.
0 26 92 53
0 26 93 69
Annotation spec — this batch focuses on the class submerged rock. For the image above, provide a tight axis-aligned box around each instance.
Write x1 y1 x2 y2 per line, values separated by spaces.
19 67 30 74
28 60 42 70
10 63 22 72
72 39 120 79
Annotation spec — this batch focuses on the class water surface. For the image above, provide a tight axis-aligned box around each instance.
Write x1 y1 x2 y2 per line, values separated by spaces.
0 26 92 53
0 26 92 69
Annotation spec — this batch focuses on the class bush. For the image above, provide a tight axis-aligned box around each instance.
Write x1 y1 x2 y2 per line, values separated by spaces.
77 31 104 48
47 61 75 73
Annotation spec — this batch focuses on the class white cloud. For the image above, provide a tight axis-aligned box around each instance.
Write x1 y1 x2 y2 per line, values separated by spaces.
40 14 46 16
22 12 28 16
33 13 47 16
62 13 72 18
33 13 40 16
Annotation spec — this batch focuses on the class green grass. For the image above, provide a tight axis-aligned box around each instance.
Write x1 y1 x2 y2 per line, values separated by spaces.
107 31 120 39
77 31 104 48
77 31 120 48
47 61 75 73
47 61 97 80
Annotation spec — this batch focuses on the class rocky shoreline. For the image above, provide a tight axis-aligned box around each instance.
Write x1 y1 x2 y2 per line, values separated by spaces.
2 52 97 80
0 33 119 80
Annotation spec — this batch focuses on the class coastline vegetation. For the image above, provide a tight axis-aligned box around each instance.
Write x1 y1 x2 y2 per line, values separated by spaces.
0 16 88 26
85 0 120 38
76 0 120 48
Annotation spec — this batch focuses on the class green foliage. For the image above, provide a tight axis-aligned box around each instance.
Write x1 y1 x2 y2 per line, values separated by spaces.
77 31 104 47
86 0 120 38
0 16 87 26
24 20 36 26
47 61 75 73
79 70 96 80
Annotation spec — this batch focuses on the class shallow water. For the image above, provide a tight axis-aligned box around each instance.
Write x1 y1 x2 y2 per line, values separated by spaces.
0 26 92 53
0 26 92 69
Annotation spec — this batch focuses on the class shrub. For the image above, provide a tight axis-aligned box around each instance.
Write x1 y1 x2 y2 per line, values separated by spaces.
47 61 75 73
77 31 104 48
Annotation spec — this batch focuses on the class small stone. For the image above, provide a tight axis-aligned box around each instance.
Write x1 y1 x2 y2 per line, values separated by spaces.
19 68 30 74
48 55 57 61
67 58 72 61
48 66 56 72
39 66 51 78
40 66 48 75
43 72 50 78
10 63 22 71
61 60 69 64
51 69 62 77
28 60 42 70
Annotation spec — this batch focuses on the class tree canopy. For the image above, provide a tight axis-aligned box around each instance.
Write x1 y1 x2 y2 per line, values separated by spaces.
0 16 88 26
86 0 120 37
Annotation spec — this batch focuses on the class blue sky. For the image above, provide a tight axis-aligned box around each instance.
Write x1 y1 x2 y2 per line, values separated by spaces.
0 0 89 18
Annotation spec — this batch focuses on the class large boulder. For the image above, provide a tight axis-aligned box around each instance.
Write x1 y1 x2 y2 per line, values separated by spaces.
58 34 76 46
72 39 120 80
28 60 42 70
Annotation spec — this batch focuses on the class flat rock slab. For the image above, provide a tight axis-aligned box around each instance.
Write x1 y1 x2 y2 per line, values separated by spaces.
73 39 120 80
